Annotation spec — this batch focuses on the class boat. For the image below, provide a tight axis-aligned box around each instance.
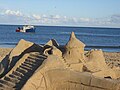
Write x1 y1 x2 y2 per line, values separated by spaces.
16 25 35 33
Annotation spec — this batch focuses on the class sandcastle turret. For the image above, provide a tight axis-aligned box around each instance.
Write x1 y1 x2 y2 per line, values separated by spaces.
63 32 85 64
85 49 108 72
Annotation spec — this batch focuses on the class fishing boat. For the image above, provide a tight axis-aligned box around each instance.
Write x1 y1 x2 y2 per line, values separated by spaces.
16 25 35 33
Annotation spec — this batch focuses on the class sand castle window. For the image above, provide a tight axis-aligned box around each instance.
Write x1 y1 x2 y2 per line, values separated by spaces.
69 51 70 54
48 50 52 55
104 76 112 79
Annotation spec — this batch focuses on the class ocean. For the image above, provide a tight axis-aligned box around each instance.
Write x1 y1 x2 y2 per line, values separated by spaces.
0 25 120 52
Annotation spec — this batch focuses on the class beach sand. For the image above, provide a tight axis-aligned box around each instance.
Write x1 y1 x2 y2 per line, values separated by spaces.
0 48 12 61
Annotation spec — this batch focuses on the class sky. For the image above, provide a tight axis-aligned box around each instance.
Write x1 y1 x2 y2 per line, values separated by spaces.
0 0 120 27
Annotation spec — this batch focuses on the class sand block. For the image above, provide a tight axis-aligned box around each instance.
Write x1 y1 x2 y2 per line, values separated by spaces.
70 63 84 72
44 69 92 89
22 71 46 90
93 68 120 79
82 85 104 90
23 69 92 90
77 72 92 85
22 68 120 90
91 76 119 90
54 82 82 90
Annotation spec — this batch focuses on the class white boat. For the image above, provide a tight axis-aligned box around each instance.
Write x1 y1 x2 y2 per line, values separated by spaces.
16 25 35 33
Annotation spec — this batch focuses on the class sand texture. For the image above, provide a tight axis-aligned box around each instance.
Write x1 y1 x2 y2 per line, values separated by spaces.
0 32 120 90
0 48 12 61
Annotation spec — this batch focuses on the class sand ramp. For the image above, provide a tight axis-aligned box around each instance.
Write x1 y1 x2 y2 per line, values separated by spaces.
0 52 47 90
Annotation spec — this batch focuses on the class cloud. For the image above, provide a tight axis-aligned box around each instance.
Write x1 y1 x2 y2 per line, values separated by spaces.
32 14 41 20
4 9 23 16
50 15 61 19
0 9 120 27
80 18 91 22
110 14 120 23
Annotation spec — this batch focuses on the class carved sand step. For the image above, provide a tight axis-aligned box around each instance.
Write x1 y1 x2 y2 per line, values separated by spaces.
21 63 33 68
24 60 36 66
0 83 9 89
0 83 14 90
19 65 32 71
28 54 46 60
29 53 47 58
24 61 36 66
0 53 46 90
12 71 24 77
16 67 28 74
4 76 20 83
25 58 36 63
0 79 15 87
9 74 21 80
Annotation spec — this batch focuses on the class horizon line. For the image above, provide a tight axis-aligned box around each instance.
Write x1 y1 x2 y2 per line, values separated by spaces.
0 23 120 29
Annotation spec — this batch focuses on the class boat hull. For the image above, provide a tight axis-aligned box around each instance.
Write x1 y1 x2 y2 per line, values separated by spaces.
26 28 35 32
16 28 35 33
16 29 20 32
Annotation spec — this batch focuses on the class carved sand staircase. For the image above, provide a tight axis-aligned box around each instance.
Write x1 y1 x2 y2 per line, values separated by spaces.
0 52 47 90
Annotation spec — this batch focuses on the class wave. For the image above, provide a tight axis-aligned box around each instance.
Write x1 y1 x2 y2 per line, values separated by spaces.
39 32 120 37
0 42 17 45
86 45 120 48
60 32 120 37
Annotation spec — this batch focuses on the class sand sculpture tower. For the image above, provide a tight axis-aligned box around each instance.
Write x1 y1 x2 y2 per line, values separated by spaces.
85 49 108 72
63 32 85 64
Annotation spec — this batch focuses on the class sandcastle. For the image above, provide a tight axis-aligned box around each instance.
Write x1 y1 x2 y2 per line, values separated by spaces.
0 32 120 90
63 32 85 64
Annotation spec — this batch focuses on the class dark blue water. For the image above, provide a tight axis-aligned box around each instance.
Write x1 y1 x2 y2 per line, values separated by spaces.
0 25 120 52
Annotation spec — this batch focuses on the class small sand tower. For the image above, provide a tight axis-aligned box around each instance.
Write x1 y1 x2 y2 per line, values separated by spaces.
63 32 85 64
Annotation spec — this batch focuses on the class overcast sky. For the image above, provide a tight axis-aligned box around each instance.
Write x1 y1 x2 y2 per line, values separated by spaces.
0 0 120 27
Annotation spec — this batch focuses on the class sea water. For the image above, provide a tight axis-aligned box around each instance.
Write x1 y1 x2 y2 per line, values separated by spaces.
0 25 120 52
